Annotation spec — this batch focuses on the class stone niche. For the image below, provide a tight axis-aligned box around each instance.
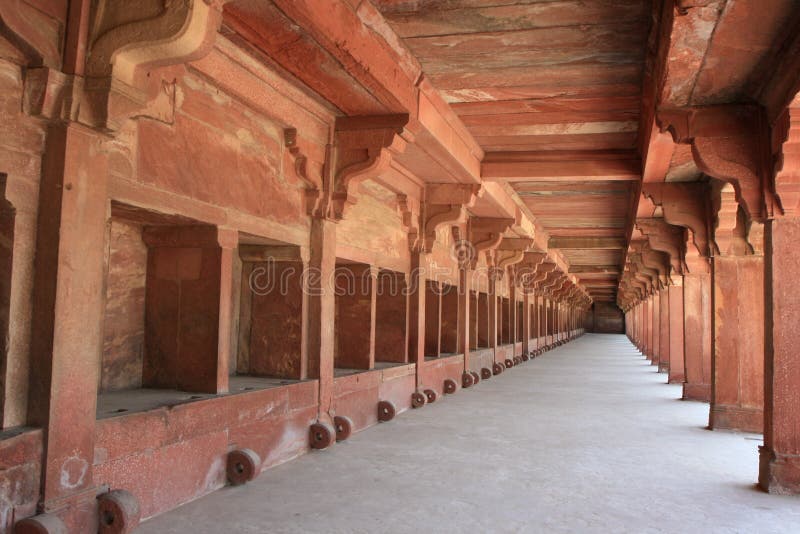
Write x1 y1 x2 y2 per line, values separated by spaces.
439 282 458 355
334 261 374 370
374 269 408 364
469 290 479 350
500 296 511 345
0 174 14 423
424 280 440 358
237 241 307 380
100 204 229 397
477 291 490 348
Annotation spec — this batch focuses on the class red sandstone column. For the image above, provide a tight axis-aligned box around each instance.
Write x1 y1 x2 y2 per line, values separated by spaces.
216 228 238 393
509 282 518 353
457 263 471 370
760 216 800 493
27 123 109 527
488 269 499 351
535 294 541 350
643 296 653 361
408 250 427 388
659 287 670 374
308 217 337 423
522 291 530 355
668 281 685 383
709 254 764 432
683 261 712 402
652 291 661 366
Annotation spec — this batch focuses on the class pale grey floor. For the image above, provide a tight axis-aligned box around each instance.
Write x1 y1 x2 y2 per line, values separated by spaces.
138 334 800 533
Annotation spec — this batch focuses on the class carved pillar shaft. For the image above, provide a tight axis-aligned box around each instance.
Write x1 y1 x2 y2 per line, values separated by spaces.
308 217 336 422
457 265 470 368
659 287 670 373
27 122 109 523
709 255 765 432
408 251 427 387
760 217 800 494
683 272 712 401
668 283 685 384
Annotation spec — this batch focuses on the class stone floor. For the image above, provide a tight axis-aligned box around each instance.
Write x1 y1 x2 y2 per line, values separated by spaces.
138 335 800 533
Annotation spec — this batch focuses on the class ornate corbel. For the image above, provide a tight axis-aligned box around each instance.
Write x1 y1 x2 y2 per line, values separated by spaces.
658 105 774 222
284 128 325 217
396 194 421 253
636 217 686 276
81 0 229 130
531 260 557 291
710 181 752 256
465 216 514 267
516 251 547 289
0 0 61 67
771 102 800 216
328 114 410 220
642 182 712 259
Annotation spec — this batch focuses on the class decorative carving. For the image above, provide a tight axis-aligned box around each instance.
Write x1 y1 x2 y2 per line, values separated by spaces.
636 217 686 276
772 103 800 216
710 181 752 256
642 182 711 259
328 115 409 220
0 0 61 67
658 105 774 222
465 216 514 267
80 0 228 130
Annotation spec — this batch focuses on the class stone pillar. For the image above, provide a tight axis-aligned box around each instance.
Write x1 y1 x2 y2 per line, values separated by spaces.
488 271 499 350
683 266 712 402
668 281 685 383
308 217 337 422
659 287 670 373
407 250 427 387
652 291 661 367
709 254 764 432
27 123 109 527
508 283 516 349
761 216 800 493
522 291 531 355
457 264 470 368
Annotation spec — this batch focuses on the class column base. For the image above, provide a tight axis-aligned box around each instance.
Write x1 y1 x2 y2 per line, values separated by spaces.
668 373 685 384
682 383 710 402
658 362 669 373
709 405 763 433
759 446 800 495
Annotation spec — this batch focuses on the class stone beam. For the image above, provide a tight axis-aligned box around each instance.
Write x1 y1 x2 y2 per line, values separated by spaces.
482 152 641 182
548 237 626 250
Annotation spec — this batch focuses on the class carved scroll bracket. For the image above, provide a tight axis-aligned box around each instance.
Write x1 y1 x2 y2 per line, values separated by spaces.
658 105 774 223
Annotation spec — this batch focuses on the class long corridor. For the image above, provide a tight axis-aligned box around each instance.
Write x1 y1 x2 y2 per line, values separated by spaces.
139 335 800 533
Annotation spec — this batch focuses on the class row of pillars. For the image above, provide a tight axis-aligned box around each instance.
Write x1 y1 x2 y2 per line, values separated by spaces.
625 217 800 495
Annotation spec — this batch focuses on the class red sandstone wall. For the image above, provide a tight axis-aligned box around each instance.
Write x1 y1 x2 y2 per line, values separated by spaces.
0 55 45 429
101 219 147 392
0 429 41 530
593 302 625 334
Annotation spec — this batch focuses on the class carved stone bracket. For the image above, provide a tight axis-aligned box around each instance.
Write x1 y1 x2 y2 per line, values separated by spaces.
0 0 62 67
642 182 711 259
465 216 514 267
78 0 228 130
531 260 557 291
772 103 800 216
516 251 547 289
710 181 753 256
658 105 774 222
327 114 410 220
636 217 686 276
